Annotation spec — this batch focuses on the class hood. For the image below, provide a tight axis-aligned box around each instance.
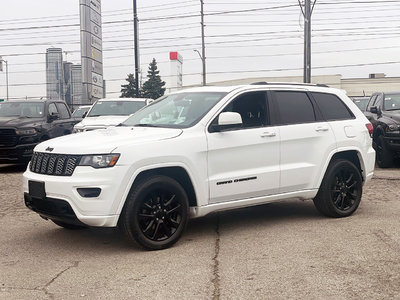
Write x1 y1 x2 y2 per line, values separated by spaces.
0 116 44 128
34 126 183 154
75 115 130 128
382 110 400 124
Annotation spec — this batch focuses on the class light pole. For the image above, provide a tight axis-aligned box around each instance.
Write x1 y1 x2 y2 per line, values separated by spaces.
194 49 205 86
200 0 206 86
133 0 140 97
0 57 8 101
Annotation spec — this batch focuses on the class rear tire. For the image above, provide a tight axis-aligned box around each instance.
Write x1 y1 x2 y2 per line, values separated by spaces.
119 175 189 250
376 135 394 168
313 159 362 218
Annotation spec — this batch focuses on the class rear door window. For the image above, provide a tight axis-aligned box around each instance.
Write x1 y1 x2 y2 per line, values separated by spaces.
311 92 354 121
274 91 316 125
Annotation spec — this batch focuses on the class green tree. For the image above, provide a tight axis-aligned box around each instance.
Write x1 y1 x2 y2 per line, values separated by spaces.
142 58 166 99
121 73 140 98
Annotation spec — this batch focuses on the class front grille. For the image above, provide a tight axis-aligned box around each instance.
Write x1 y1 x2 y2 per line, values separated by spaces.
30 152 81 176
0 128 18 147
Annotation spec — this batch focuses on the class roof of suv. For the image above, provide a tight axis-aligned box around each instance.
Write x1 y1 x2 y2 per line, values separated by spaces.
97 98 152 102
175 82 343 95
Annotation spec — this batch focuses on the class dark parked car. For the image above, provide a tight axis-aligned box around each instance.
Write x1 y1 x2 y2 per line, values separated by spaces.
364 92 400 167
0 100 77 163
351 96 370 112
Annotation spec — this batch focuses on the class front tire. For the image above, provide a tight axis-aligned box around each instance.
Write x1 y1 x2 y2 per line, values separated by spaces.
313 159 363 218
376 135 394 168
119 175 189 250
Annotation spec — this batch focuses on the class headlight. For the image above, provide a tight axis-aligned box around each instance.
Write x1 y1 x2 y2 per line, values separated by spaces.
16 128 37 135
73 127 84 133
79 154 120 168
387 124 399 131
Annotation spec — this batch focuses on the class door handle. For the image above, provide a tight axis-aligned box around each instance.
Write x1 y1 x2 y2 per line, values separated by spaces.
260 131 276 137
315 126 329 132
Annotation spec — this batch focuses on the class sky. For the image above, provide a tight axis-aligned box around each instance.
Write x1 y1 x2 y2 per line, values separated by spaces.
0 0 399 100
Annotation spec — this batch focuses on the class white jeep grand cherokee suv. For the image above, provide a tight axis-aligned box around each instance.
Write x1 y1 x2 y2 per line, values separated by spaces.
23 83 375 250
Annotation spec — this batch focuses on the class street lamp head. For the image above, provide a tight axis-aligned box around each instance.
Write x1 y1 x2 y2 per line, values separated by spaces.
193 49 202 59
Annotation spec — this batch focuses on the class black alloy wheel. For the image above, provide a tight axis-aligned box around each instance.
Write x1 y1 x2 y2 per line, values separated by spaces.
119 175 189 250
330 170 359 212
313 159 362 218
137 190 183 242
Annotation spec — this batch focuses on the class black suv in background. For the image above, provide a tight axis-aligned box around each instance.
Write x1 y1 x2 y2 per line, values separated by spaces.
0 100 77 163
364 92 400 168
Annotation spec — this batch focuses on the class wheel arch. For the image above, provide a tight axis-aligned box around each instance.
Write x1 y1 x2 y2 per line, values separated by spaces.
318 149 366 188
118 165 198 220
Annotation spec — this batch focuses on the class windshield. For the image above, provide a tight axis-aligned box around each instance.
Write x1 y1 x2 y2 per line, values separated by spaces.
72 107 90 118
384 94 400 111
0 102 44 118
352 98 369 111
87 101 145 117
122 92 227 128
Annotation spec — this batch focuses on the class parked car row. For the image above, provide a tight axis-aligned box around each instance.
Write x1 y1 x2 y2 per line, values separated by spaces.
0 97 152 163
362 92 400 168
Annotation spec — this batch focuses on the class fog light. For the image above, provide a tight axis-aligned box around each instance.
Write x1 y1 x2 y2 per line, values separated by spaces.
77 188 101 198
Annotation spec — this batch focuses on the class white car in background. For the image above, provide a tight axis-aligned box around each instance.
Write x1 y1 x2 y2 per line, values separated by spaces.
73 98 153 132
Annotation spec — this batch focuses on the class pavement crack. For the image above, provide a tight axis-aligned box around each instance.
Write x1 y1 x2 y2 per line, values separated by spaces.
41 261 80 299
212 215 221 300
374 230 399 251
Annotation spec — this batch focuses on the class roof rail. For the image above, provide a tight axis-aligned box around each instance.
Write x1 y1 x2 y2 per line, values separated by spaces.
250 82 329 88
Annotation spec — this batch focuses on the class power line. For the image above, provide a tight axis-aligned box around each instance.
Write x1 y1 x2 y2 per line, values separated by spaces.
2 60 400 88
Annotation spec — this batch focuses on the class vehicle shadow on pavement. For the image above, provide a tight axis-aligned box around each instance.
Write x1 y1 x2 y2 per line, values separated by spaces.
215 200 323 229
26 215 217 253
25 200 322 253
0 163 28 173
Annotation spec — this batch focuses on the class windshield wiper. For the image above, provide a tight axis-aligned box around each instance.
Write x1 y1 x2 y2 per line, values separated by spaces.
133 124 161 127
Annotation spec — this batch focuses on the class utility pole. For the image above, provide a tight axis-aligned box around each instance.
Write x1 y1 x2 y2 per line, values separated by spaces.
133 0 140 97
299 0 314 83
200 0 206 86
0 57 9 101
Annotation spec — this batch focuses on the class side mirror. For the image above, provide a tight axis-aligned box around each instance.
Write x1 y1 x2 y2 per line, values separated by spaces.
370 106 382 116
211 112 243 132
47 112 59 122
82 111 88 118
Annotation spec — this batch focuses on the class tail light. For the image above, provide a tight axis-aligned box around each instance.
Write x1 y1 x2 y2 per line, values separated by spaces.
365 123 373 138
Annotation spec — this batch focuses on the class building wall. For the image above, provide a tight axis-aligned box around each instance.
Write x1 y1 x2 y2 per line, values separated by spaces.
341 77 400 97
209 74 400 97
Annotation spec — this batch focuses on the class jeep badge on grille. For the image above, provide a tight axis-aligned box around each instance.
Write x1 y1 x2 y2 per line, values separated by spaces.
45 147 54 152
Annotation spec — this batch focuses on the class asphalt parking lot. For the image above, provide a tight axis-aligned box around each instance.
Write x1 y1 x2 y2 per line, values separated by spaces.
0 164 399 299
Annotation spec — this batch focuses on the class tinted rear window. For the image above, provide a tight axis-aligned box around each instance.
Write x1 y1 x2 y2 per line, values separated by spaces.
312 92 353 121
274 91 316 125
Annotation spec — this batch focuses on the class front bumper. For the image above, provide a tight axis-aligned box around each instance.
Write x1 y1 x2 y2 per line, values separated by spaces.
24 193 86 226
23 164 131 227
0 143 36 163
383 135 400 152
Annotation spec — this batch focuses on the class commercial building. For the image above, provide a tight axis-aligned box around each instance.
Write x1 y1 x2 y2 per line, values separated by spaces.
210 74 400 97
45 48 64 100
45 48 83 107
71 64 82 107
